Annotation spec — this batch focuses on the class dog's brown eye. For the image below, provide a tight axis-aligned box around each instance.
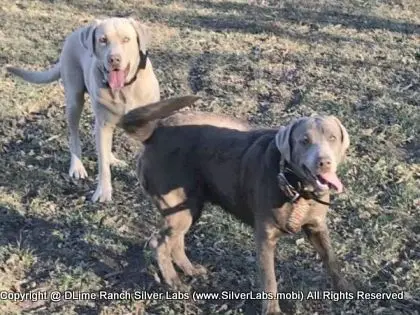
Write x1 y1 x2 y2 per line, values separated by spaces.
99 36 107 44
300 137 310 145
329 135 337 142
122 37 130 43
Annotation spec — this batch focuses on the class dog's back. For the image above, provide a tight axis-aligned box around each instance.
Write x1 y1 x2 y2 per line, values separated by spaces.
139 111 274 223
161 111 250 131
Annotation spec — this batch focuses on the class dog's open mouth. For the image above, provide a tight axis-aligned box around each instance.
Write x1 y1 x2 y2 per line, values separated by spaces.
316 173 343 193
108 64 130 90
302 165 343 193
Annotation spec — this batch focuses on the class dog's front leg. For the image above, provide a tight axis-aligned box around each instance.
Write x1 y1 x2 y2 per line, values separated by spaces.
303 224 355 292
92 118 114 202
255 223 282 315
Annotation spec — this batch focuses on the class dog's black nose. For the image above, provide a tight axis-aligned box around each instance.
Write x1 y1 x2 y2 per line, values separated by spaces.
318 157 332 169
108 54 121 67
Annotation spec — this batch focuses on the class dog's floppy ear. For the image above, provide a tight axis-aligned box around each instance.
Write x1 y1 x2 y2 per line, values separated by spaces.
79 19 102 55
329 116 350 161
275 118 307 162
275 120 295 162
129 18 151 55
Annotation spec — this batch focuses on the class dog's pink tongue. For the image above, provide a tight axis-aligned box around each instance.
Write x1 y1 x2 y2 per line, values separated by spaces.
320 172 343 193
108 70 125 90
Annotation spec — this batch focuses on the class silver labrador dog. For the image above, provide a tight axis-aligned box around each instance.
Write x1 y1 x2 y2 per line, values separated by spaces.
7 17 160 202
119 99 355 315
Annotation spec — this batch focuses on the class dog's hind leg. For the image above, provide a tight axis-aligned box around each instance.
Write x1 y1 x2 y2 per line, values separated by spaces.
63 69 88 180
152 223 183 290
66 92 87 179
59 51 88 180
152 191 200 290
170 202 207 277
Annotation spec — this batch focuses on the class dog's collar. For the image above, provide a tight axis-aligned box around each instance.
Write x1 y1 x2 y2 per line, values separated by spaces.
102 50 148 88
277 158 331 207
123 50 148 87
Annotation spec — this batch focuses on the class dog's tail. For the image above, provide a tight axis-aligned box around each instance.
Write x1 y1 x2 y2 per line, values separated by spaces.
6 63 61 84
119 95 200 142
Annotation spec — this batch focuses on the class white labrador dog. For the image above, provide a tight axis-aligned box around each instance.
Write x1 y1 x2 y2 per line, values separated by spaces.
7 17 160 202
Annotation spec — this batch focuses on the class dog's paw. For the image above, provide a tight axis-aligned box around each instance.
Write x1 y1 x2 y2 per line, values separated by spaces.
190 264 207 276
180 263 208 278
69 156 88 179
91 185 113 203
262 301 282 315
165 275 189 292
110 153 127 168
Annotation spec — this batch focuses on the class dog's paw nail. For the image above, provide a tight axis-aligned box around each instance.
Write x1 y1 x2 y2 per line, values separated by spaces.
70 171 87 180
69 159 88 179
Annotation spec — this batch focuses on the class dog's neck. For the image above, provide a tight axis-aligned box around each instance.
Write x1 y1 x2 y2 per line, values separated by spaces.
124 50 148 86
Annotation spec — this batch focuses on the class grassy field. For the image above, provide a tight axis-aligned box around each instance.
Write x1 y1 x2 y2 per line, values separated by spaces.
0 0 419 314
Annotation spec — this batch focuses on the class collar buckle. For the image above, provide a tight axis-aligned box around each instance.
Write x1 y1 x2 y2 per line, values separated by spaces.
290 192 300 203
277 172 300 203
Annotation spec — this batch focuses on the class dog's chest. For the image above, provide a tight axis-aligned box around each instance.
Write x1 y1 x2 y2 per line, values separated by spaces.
113 92 137 113
121 87 160 114
271 199 326 233
97 88 154 116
